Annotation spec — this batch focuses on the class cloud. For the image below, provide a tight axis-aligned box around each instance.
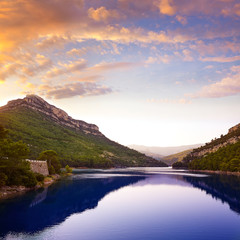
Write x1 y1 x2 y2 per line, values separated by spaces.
67 48 88 57
182 49 194 61
90 61 140 72
200 55 240 62
117 0 240 18
67 75 102 83
176 15 187 25
231 65 240 72
1 0 240 102
33 82 113 99
23 82 37 90
191 75 240 98
145 57 158 64
45 60 138 79
0 0 206 55
189 67 240 98
0 0 239 55
46 59 88 78
0 63 20 82
221 3 240 16
147 97 191 104
145 54 172 64
190 40 240 59
36 35 73 50
204 65 214 69
0 53 53 82
22 55 53 77
88 7 120 22
155 0 176 16
0 0 85 51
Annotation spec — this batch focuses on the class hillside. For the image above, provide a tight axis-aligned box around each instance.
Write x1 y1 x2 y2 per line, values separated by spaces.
183 123 240 163
162 149 192 166
176 123 240 171
188 141 240 171
128 144 202 159
0 95 167 168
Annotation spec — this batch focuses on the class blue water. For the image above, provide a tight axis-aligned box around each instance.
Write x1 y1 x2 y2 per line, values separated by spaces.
1 168 240 240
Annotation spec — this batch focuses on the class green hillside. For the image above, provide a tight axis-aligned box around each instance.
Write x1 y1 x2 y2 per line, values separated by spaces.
0 106 167 168
162 149 192 166
189 141 240 172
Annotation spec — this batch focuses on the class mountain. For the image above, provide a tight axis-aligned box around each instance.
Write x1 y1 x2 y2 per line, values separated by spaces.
178 123 240 171
0 95 167 168
162 149 193 166
128 144 202 158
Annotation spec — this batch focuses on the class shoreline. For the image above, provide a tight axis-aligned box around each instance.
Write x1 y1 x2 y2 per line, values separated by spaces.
0 174 62 200
190 169 240 176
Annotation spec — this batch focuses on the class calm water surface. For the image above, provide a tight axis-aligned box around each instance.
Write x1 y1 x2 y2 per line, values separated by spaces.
1 167 240 240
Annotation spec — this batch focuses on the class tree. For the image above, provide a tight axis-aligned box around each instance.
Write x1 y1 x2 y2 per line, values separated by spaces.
0 172 7 187
228 158 240 172
0 125 8 140
38 150 61 174
65 165 72 173
0 125 37 187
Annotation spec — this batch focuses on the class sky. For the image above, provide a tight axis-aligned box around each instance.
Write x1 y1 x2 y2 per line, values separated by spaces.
0 0 240 147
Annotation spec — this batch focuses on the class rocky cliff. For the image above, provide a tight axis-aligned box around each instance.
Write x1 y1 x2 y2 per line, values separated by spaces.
0 95 102 136
184 123 240 162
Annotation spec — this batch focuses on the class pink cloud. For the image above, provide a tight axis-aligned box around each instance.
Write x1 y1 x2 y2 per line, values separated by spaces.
200 55 240 62
189 69 240 99
88 6 120 22
46 59 88 78
36 82 113 99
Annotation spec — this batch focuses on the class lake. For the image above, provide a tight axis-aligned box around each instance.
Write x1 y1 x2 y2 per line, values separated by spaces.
1 167 240 240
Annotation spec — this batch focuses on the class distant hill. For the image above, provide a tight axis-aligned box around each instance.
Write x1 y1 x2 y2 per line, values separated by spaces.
162 149 193 166
0 95 167 168
128 144 202 158
175 123 240 171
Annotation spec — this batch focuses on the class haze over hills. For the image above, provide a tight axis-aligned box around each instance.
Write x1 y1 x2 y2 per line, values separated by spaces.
0 95 167 168
128 144 203 157
162 149 193 166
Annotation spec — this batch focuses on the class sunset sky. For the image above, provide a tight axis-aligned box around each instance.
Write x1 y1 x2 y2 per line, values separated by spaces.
0 0 240 146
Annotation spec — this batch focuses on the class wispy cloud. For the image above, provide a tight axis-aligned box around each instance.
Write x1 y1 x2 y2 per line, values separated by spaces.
200 56 240 63
90 61 140 72
46 59 88 78
147 97 191 104
24 82 113 99
189 66 240 98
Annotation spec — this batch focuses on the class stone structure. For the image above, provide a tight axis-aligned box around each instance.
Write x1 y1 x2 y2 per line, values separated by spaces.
26 160 49 176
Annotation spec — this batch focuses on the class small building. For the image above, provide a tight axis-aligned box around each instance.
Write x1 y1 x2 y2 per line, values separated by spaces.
26 160 49 176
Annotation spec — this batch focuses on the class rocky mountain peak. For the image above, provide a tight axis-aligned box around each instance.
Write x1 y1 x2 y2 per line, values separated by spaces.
0 95 102 136
25 94 46 104
228 123 240 134
23 95 69 121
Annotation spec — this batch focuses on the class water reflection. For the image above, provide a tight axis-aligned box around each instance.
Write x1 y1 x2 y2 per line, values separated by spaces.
1 169 240 239
0 175 145 237
184 174 240 215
